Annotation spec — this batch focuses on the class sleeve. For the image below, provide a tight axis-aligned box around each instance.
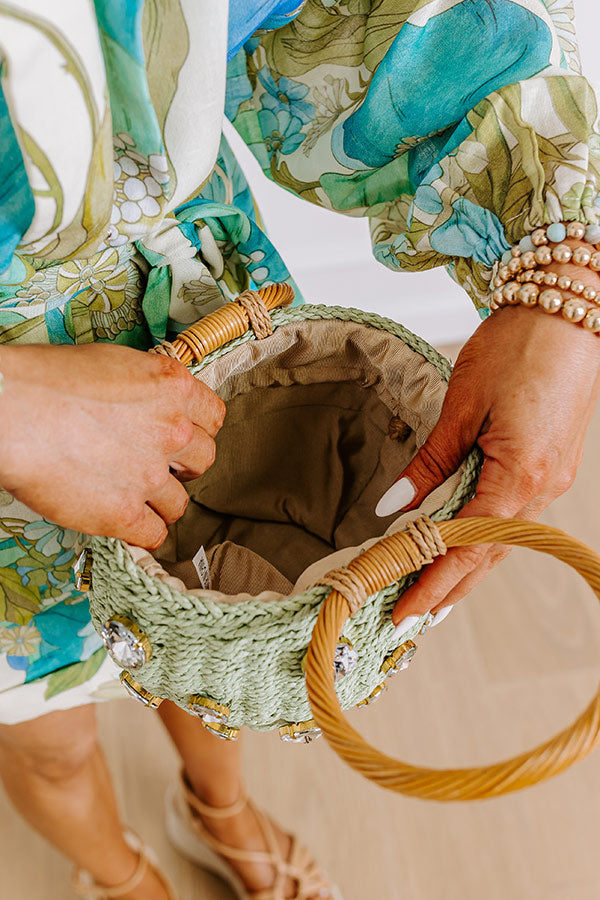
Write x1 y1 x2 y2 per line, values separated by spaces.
225 0 600 314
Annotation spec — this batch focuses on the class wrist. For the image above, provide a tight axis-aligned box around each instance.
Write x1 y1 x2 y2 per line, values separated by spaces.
492 226 600 333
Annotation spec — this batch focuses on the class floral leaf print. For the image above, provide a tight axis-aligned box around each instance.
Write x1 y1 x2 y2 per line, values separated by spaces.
0 623 41 656
257 66 314 123
141 0 189 135
44 648 106 700
0 567 40 624
543 0 581 73
303 74 364 154
258 108 306 158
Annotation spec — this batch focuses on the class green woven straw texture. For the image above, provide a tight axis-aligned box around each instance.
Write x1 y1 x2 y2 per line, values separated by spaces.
90 305 482 730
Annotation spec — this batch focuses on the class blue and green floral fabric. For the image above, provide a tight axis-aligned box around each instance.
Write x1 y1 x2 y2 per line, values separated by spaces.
0 0 597 722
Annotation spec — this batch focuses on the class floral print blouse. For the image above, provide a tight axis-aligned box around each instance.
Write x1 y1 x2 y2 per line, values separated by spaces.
0 0 597 721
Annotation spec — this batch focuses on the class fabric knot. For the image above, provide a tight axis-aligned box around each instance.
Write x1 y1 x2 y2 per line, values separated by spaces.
387 416 412 441
317 566 368 617
235 289 274 339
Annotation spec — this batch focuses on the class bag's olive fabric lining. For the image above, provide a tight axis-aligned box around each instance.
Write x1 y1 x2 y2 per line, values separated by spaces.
156 318 446 588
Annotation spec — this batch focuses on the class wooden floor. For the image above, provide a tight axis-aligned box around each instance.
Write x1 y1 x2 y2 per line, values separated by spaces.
3 347 600 899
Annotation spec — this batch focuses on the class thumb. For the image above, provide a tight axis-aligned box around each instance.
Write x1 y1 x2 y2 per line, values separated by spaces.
375 386 483 518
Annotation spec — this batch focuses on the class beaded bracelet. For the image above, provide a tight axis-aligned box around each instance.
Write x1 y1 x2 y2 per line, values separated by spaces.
489 221 600 334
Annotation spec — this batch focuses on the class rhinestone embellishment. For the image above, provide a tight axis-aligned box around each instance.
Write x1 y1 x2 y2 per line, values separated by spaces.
279 719 322 744
333 638 358 681
119 671 163 708
357 682 387 708
203 721 240 741
100 615 152 669
381 640 417 676
301 637 358 681
419 613 434 635
188 695 230 725
74 549 93 591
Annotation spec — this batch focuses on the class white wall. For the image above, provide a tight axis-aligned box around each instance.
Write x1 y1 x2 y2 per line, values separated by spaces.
225 0 600 347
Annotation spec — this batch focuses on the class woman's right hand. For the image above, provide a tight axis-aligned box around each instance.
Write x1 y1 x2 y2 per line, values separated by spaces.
0 343 225 549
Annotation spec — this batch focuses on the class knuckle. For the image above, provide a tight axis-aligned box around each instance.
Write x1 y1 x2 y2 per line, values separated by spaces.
514 464 548 497
207 438 217 467
165 415 194 450
145 524 168 551
456 545 487 570
553 467 577 496
413 441 450 484
119 502 148 532
156 356 192 392
144 463 169 494
215 397 226 429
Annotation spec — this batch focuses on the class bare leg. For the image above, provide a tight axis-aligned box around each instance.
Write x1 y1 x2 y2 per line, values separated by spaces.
159 701 318 898
0 706 168 899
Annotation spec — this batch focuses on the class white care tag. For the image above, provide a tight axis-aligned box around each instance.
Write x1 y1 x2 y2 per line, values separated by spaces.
192 546 212 590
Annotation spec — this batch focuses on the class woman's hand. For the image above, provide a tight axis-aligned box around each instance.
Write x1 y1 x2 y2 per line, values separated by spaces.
0 343 225 549
377 298 600 638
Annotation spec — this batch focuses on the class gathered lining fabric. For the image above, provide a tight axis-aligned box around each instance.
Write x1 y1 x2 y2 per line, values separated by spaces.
128 318 465 598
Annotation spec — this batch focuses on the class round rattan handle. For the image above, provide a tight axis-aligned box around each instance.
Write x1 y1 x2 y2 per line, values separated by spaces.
305 517 600 800
158 283 294 366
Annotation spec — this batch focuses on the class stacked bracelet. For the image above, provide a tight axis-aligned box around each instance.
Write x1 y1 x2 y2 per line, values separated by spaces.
489 221 600 334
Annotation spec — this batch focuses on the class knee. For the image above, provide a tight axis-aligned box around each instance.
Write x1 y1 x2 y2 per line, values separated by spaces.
0 708 98 783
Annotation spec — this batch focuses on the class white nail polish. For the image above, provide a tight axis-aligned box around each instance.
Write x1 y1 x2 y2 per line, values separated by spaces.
375 478 416 517
392 614 420 642
430 605 454 627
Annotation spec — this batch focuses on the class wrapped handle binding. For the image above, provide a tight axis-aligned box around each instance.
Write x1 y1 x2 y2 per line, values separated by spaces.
306 517 600 801
154 283 294 366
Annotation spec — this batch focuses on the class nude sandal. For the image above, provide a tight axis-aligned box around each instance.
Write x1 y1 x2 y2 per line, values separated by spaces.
72 830 178 898
165 774 343 900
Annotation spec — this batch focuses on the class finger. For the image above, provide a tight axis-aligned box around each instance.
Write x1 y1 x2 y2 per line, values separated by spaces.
427 492 550 616
391 459 526 627
392 486 549 633
169 425 217 479
185 377 226 437
375 380 483 518
147 475 190 525
154 355 225 437
105 503 168 551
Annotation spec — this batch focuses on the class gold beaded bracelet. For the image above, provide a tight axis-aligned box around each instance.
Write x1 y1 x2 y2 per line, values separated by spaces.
489 221 600 334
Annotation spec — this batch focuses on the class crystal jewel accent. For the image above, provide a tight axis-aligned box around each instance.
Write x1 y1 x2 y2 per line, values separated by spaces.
279 719 322 744
203 721 240 741
74 548 93 591
119 672 162 708
188 695 230 725
100 617 150 669
381 640 417 676
357 682 387 708
333 639 358 681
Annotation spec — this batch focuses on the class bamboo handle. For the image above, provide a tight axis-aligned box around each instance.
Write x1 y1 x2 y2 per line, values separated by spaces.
162 283 294 366
305 517 600 800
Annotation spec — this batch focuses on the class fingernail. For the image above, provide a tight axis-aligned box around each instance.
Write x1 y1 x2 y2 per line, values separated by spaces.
392 614 420 642
375 478 416 517
430 605 454 627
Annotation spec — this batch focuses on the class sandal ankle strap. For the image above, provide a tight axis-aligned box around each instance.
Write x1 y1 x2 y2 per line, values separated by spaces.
72 836 148 898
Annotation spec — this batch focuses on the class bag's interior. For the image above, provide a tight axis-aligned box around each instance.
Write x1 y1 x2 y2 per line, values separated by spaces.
149 318 457 598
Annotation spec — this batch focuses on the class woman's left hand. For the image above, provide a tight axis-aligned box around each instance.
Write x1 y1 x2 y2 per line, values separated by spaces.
379 300 600 638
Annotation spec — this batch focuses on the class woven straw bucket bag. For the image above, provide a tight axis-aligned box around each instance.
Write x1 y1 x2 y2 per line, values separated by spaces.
85 284 600 801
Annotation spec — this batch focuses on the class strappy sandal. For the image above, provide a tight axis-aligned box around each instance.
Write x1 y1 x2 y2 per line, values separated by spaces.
165 773 343 900
72 830 178 898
